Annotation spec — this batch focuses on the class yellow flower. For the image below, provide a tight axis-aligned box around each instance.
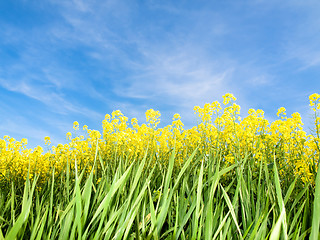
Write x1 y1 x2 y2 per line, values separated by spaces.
66 132 72 140
222 93 236 105
73 121 79 130
0 92 319 186
44 136 51 145
309 93 320 106
145 109 161 128
21 138 28 146
276 107 286 119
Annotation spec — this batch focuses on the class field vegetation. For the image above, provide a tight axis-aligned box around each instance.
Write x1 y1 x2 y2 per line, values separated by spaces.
0 93 320 239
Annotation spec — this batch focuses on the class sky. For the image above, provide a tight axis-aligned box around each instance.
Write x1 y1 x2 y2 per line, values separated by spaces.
1 0 320 149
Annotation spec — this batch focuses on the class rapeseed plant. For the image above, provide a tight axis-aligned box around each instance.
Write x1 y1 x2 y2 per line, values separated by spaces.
0 93 320 239
0 93 319 188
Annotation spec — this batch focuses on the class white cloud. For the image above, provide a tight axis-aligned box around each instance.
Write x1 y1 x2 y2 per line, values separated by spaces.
49 0 265 124
5 0 317 138
0 78 102 119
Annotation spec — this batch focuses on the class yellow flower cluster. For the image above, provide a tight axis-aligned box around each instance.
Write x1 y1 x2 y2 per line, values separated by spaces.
0 93 319 186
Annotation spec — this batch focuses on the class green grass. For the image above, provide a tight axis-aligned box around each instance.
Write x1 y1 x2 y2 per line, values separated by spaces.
0 146 318 239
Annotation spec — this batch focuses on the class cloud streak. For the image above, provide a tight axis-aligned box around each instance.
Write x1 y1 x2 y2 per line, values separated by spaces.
1 0 320 147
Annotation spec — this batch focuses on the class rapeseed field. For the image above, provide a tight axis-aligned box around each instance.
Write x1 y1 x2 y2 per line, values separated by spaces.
0 93 319 239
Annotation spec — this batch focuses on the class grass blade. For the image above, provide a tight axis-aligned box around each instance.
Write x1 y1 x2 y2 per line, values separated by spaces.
310 160 320 240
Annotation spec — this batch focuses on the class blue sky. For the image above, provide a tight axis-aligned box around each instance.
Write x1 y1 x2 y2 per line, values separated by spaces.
1 0 320 148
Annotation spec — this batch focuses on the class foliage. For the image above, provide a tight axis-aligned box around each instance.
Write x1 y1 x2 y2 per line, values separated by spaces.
0 93 320 239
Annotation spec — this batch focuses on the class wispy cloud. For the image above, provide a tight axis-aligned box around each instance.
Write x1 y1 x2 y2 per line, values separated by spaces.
0 77 102 119
1 0 319 147
114 50 233 105
40 0 238 121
